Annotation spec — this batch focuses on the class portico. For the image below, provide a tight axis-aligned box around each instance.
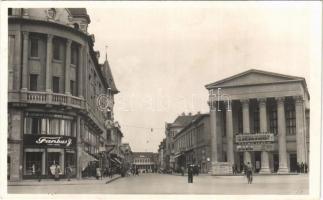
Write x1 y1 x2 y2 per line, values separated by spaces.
206 69 310 174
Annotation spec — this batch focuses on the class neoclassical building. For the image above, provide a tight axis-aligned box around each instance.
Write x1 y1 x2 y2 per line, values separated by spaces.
8 8 120 180
205 69 310 174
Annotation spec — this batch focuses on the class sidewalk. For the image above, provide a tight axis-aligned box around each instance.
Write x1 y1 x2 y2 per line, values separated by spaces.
170 172 301 177
8 175 122 186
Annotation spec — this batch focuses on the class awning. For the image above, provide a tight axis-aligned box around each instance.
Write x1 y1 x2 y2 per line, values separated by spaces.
80 150 98 171
173 153 184 159
111 157 122 165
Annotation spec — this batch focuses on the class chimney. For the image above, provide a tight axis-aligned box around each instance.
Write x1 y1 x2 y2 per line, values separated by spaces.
197 111 201 114
188 112 192 116
181 112 185 116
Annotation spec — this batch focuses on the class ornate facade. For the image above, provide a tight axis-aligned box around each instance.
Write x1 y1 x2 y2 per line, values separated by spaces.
8 8 119 180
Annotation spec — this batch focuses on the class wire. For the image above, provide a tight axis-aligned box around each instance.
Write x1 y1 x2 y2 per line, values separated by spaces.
122 125 164 130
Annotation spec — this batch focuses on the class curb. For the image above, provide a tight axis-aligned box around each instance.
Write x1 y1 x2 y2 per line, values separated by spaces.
106 175 122 184
8 175 122 186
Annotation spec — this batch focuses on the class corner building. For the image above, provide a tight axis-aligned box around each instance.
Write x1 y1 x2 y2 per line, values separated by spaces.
8 8 119 181
205 69 309 174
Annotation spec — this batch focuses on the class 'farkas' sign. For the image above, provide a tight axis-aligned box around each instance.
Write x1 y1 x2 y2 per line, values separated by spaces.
24 135 76 148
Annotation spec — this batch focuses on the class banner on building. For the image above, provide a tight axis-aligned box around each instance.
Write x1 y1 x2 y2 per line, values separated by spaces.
24 135 76 148
235 133 274 143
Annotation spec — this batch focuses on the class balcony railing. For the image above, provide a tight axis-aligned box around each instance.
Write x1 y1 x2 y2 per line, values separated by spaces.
9 90 84 109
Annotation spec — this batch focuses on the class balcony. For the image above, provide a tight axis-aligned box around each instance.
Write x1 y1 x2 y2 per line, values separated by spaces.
8 90 84 109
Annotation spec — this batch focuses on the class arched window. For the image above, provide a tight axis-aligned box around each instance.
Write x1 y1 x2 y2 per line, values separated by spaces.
73 23 79 30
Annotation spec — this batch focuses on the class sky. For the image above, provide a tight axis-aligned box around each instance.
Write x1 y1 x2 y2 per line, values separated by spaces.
87 2 320 153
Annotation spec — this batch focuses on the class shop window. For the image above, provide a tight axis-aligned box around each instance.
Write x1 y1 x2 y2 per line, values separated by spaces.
30 38 39 58
53 39 61 60
25 152 42 175
52 76 60 93
29 74 38 91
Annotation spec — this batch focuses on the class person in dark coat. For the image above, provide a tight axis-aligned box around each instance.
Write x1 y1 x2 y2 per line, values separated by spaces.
188 165 193 183
304 163 308 173
300 162 304 173
245 162 253 184
66 164 72 181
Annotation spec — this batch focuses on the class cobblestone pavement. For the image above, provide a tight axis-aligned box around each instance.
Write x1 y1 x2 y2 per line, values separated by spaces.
7 173 308 194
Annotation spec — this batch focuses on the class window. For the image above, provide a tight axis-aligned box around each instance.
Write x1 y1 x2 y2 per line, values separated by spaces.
29 74 38 91
30 38 39 57
237 109 243 134
269 107 278 135
52 76 60 93
285 102 296 135
24 117 41 134
254 107 260 133
50 119 59 135
53 40 61 60
70 80 76 96
8 8 12 15
71 45 77 65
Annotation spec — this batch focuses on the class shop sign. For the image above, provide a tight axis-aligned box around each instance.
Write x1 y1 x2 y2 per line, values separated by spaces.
24 135 76 148
236 133 274 143
236 143 276 152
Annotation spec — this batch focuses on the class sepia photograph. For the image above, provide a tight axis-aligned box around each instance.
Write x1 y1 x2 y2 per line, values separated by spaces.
1 1 321 199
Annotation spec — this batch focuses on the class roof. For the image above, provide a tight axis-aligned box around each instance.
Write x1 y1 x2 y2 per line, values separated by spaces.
172 115 197 127
67 8 91 23
103 59 119 94
174 114 209 138
205 69 310 99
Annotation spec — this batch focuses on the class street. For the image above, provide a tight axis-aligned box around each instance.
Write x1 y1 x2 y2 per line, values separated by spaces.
8 173 308 194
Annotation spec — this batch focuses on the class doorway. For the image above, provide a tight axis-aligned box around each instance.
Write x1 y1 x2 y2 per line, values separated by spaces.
289 153 297 172
254 152 261 173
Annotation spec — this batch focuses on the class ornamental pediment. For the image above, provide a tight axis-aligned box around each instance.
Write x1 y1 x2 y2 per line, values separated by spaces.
206 69 304 89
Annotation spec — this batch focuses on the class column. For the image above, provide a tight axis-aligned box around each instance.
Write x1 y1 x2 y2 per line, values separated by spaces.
76 116 82 179
65 39 72 95
21 31 29 91
45 34 53 92
276 97 289 173
225 101 234 165
210 102 218 164
294 96 306 164
78 45 84 98
241 99 251 165
258 98 271 174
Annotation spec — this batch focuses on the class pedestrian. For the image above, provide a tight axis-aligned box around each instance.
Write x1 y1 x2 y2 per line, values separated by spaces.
245 162 253 184
300 162 304 173
96 167 101 180
136 167 139 176
36 167 41 182
304 163 308 173
181 166 185 176
54 164 60 181
66 164 72 181
188 165 193 183
31 163 36 176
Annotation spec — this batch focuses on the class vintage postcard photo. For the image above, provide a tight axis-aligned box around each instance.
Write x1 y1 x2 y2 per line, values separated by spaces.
1 1 321 199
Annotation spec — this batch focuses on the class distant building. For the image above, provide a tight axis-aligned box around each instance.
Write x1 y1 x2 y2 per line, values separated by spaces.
164 113 196 170
132 152 158 173
157 139 166 171
120 143 133 170
7 8 119 180
173 114 212 173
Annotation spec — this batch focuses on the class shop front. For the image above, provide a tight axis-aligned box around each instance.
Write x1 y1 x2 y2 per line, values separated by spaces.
23 134 76 179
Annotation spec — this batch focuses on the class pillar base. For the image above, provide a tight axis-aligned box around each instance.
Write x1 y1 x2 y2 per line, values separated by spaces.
259 167 271 174
277 167 289 174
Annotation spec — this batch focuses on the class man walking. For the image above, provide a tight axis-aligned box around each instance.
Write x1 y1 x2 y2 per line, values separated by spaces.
245 162 253 184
